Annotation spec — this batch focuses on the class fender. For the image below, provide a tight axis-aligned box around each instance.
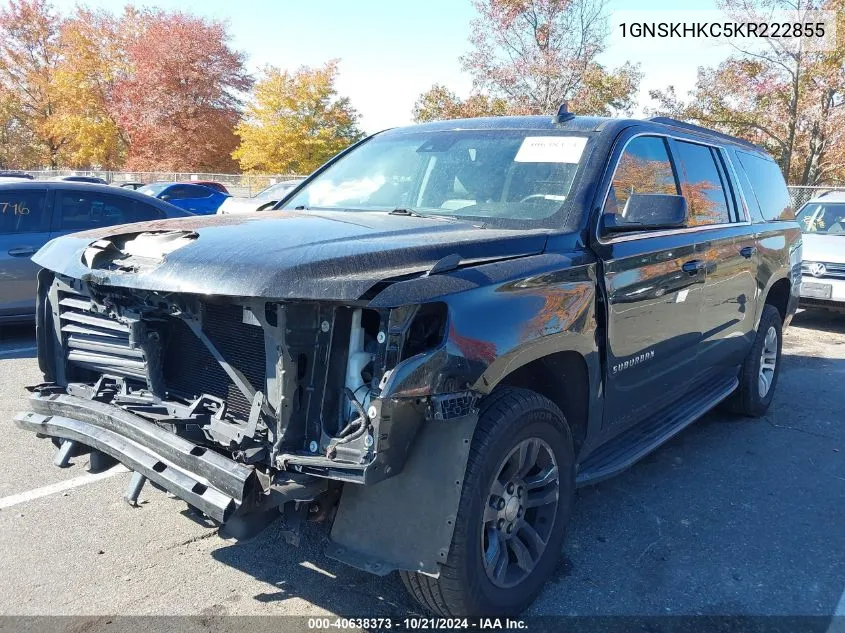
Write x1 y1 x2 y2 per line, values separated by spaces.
328 251 603 574
754 223 802 328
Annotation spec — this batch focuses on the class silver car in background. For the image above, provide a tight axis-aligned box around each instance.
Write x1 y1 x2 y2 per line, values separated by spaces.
797 191 845 311
0 182 192 323
216 179 303 215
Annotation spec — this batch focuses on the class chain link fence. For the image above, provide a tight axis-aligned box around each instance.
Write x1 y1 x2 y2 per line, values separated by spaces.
788 186 845 209
6 169 305 198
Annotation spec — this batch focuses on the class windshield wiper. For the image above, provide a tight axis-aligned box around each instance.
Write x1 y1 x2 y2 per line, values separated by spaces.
388 208 464 222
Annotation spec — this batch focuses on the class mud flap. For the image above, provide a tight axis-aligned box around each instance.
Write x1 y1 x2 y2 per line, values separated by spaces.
326 412 477 576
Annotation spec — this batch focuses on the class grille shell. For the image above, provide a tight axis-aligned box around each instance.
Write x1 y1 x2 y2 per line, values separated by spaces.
58 289 147 381
802 261 845 280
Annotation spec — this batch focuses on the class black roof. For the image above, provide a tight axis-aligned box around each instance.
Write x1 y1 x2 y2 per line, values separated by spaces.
380 114 767 155
383 115 611 134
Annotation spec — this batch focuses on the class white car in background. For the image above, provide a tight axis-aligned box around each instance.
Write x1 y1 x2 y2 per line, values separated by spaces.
796 191 845 311
216 179 304 215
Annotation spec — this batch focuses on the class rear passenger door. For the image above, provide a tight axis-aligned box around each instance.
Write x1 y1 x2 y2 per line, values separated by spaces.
595 135 706 430
671 139 758 368
51 190 166 237
0 187 51 318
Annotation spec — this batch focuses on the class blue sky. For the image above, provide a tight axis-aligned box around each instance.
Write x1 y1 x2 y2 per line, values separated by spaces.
69 0 734 133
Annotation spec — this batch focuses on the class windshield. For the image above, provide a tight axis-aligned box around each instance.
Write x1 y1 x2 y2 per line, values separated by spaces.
137 183 169 197
796 202 845 234
282 130 591 225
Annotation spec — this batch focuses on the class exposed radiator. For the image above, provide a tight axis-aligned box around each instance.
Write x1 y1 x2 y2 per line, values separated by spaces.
163 303 266 422
58 289 147 381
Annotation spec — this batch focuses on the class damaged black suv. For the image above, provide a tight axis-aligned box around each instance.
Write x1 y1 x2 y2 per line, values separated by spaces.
16 113 801 616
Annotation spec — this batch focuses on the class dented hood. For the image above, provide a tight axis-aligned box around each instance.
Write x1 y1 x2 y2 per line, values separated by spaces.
33 210 549 300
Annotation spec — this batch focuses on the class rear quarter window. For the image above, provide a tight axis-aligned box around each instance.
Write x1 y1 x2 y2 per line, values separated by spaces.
734 150 793 222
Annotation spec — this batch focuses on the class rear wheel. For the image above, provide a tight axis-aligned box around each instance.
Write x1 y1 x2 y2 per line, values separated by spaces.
400 387 575 616
724 304 783 417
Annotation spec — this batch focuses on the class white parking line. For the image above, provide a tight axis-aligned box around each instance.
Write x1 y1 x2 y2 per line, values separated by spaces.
0 345 37 357
0 464 128 510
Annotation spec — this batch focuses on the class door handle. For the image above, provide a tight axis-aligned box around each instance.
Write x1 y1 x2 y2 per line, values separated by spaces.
682 259 705 275
739 246 757 259
8 246 36 257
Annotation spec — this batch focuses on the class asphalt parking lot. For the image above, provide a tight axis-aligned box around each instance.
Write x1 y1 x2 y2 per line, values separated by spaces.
0 313 843 619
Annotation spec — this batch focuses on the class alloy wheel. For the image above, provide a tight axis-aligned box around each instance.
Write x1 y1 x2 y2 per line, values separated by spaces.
758 325 778 397
481 437 559 589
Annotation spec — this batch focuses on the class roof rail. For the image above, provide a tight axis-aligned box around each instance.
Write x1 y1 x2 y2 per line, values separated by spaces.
647 117 763 152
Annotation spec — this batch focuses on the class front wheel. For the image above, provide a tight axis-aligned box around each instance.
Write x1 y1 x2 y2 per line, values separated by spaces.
400 387 575 616
724 304 783 417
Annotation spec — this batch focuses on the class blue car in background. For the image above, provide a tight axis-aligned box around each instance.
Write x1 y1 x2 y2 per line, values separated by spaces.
137 182 229 215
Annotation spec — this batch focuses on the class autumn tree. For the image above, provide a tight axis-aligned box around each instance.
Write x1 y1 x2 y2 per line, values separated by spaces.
464 0 640 115
413 84 510 122
0 0 65 167
0 84 39 168
233 61 363 174
54 8 125 169
112 8 251 172
649 0 845 185
414 0 641 121
0 2 251 171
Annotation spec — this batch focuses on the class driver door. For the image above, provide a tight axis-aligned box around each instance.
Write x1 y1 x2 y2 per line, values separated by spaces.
593 134 706 430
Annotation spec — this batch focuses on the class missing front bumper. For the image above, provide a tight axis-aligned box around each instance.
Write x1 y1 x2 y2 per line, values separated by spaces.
15 391 258 523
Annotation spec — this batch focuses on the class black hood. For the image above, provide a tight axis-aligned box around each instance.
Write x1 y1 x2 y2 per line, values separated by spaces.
33 210 549 301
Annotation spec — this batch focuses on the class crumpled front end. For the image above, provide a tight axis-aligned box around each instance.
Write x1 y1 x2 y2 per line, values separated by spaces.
16 391 256 523
18 269 472 531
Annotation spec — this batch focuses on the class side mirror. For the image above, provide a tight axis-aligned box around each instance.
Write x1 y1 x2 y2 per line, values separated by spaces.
160 194 172 201
602 193 688 234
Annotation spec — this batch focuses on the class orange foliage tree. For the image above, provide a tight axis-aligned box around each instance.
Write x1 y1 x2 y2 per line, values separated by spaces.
0 0 251 171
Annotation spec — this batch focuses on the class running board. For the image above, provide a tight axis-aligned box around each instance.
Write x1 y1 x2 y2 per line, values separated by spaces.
576 375 738 486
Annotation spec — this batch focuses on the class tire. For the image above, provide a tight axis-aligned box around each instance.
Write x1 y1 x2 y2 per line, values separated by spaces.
723 304 783 417
400 387 575 616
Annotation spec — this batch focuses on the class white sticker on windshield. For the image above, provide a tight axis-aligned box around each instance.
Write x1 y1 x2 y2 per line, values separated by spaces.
514 136 587 163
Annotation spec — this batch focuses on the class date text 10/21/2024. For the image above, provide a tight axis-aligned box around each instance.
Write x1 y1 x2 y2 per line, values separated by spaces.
306 618 529 630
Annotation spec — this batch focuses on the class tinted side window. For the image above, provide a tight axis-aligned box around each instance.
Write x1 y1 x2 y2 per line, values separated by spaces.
134 201 166 222
0 189 48 234
729 151 763 222
672 141 731 226
173 186 208 200
163 186 187 200
57 192 161 231
604 136 679 216
735 151 793 221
